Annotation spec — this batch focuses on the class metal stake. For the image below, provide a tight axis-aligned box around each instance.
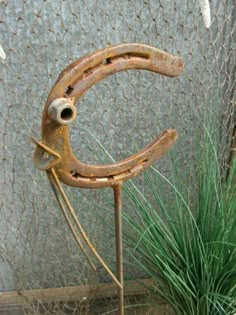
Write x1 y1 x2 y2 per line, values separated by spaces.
33 44 184 315
114 184 124 315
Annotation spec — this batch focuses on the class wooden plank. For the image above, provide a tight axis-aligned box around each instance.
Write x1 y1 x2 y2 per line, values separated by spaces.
0 279 154 307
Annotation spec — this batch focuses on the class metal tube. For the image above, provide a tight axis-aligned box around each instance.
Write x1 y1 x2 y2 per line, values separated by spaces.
48 98 77 125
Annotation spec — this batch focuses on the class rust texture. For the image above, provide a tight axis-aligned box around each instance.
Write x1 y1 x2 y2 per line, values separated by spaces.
33 43 184 189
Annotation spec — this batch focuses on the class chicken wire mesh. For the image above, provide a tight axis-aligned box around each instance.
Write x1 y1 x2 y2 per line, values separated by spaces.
0 0 235 313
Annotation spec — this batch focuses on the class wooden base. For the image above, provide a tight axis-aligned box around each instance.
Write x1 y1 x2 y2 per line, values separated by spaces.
0 279 153 308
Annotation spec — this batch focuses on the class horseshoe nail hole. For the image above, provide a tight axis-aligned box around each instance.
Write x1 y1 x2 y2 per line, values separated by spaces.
84 68 93 75
61 107 74 121
65 85 74 96
71 171 79 179
70 171 98 182
103 58 112 65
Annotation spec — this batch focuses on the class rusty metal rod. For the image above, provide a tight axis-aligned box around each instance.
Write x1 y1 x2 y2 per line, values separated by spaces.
50 168 122 289
47 170 96 272
114 184 124 315
33 44 184 315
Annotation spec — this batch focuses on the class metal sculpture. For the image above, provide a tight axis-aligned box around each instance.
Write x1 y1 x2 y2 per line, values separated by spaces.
33 43 184 314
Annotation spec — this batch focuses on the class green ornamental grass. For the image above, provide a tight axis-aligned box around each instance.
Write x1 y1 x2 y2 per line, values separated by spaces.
121 124 236 314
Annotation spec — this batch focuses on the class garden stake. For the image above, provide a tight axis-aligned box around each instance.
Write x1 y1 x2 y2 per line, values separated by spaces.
33 43 184 314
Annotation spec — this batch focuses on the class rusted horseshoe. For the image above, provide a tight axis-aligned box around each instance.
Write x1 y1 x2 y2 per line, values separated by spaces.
33 43 184 188
33 43 184 315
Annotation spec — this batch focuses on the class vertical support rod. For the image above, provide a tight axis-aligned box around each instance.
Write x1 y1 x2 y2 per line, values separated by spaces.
114 183 124 315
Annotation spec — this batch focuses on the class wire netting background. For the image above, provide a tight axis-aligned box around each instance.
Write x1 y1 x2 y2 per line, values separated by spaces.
0 0 235 313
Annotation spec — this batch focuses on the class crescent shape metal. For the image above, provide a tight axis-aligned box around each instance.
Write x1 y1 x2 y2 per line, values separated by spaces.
33 43 184 188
